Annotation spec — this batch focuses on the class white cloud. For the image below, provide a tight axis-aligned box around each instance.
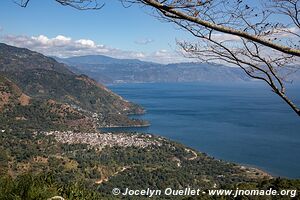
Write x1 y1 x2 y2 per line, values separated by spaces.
1 34 191 64
134 38 154 45
132 52 146 58
154 49 168 56
211 33 240 42
75 39 96 48
30 35 72 46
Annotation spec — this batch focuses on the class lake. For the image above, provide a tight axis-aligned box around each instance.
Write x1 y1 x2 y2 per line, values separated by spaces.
106 82 300 178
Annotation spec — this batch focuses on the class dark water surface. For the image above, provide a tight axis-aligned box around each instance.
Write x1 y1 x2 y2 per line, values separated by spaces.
106 82 300 178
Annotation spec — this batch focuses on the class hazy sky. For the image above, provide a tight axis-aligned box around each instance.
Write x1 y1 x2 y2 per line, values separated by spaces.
0 0 194 63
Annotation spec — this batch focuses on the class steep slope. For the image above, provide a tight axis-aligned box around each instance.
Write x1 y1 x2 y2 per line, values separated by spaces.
0 75 30 112
0 43 146 127
0 44 72 75
0 75 97 131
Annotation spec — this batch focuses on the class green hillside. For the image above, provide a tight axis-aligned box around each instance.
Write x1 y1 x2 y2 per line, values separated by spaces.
0 43 299 200
0 43 146 128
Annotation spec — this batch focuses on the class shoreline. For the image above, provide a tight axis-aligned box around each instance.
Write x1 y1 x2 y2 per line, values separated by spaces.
237 162 285 179
96 123 276 179
97 127 274 180
99 124 151 129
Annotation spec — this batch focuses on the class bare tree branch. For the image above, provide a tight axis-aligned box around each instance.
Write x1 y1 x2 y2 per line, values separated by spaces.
131 0 300 56
121 0 300 116
15 0 104 10
15 0 300 116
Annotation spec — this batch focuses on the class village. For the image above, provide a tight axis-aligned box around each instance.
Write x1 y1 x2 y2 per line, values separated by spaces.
42 131 163 150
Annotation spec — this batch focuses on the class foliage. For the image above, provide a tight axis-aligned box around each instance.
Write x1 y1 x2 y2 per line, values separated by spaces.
0 43 146 128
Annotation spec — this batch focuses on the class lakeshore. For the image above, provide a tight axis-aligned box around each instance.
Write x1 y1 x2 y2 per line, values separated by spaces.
107 82 300 178
41 130 271 181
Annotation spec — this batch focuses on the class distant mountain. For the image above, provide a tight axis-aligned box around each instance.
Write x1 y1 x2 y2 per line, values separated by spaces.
0 43 147 129
55 55 251 84
55 55 152 65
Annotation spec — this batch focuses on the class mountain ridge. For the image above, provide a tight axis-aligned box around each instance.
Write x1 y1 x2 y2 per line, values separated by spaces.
54 54 155 65
56 54 300 85
0 43 148 129
55 55 251 84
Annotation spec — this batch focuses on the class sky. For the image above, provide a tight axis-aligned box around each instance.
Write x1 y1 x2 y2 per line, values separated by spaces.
0 0 194 63
0 0 298 64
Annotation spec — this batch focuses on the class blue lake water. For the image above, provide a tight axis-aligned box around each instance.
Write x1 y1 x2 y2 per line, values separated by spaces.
107 82 300 178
